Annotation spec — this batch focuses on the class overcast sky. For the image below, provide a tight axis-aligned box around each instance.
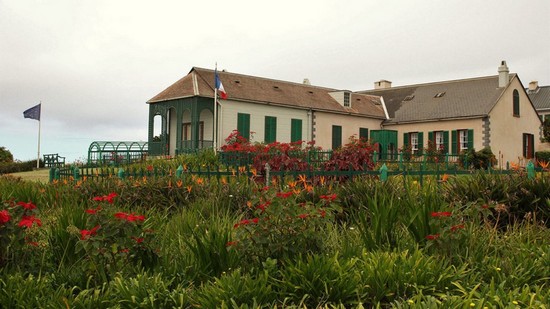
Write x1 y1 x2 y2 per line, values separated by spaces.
1 0 549 162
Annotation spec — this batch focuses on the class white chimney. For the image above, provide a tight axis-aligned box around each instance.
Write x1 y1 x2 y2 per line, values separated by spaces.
529 80 539 91
375 80 392 89
303 78 311 85
498 60 509 88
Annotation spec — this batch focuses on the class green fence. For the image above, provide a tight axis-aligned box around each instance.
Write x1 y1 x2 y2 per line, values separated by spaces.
50 161 538 187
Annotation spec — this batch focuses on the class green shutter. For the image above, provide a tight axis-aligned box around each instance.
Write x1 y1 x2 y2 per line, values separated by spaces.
418 132 424 151
264 116 277 143
467 129 474 150
332 125 342 149
359 128 369 141
237 113 250 140
291 119 302 142
443 131 449 154
403 133 409 148
451 130 457 154
428 131 434 143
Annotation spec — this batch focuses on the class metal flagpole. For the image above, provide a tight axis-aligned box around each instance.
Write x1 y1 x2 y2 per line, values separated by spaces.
36 101 41 169
213 64 218 154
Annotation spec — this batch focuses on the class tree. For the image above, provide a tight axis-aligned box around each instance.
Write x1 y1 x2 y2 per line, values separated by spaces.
543 118 550 142
0 147 13 163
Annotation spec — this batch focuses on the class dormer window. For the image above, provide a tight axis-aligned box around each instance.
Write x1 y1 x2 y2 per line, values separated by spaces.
434 92 446 98
344 92 350 107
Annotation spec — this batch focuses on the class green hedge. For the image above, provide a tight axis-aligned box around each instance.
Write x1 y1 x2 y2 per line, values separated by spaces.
0 160 42 175
535 151 550 163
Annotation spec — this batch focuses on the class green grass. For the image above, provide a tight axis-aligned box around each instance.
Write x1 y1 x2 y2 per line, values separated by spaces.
8 168 50 183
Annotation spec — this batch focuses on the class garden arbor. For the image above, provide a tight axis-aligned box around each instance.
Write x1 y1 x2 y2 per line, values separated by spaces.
87 141 148 165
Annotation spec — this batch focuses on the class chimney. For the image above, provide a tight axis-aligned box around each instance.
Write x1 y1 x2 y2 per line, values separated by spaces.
498 60 509 88
529 80 539 91
303 78 311 85
375 80 392 89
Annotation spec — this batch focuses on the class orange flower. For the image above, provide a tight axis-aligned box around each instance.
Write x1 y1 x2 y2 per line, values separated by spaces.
246 200 252 208
510 162 520 171
220 177 227 185
288 180 297 189
441 174 449 182
271 177 278 187
195 177 204 185
305 184 314 193
176 179 183 188
251 168 257 177
231 169 236 176
298 174 307 185
167 179 172 188
538 160 550 170
319 176 326 186
238 166 246 174
186 185 192 193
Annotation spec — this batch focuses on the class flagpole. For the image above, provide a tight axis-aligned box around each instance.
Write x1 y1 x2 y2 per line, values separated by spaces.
37 101 41 169
213 64 218 154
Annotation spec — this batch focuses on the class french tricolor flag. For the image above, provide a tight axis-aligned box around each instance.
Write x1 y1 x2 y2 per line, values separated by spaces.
215 69 228 99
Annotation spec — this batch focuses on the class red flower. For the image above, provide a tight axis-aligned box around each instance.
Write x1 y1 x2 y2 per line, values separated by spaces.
425 234 440 240
80 225 100 240
450 224 465 232
105 192 118 204
0 210 10 224
481 204 489 209
17 201 37 210
18 215 42 228
114 212 128 220
257 201 271 212
233 218 259 228
27 241 39 247
318 209 326 218
146 165 153 172
131 236 144 244
85 206 101 215
276 191 293 199
431 212 452 217
126 214 145 222
251 218 259 224
226 241 238 247
297 213 309 219
320 194 337 202
119 248 130 253
92 196 105 202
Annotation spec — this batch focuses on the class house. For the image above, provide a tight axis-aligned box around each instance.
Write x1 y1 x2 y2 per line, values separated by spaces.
147 61 541 166
526 81 550 122
360 61 542 165
147 67 387 156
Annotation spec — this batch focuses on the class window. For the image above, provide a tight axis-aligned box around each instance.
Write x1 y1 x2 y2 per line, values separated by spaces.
403 132 423 154
410 132 419 153
523 133 534 159
290 119 302 143
359 128 369 141
343 92 350 107
451 129 473 154
332 125 342 149
237 113 250 141
264 116 277 143
513 89 520 116
459 130 468 151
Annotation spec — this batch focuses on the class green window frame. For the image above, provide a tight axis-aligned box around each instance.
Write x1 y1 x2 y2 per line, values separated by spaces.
332 125 342 149
513 89 520 117
237 113 250 141
428 130 449 153
264 116 277 144
451 129 473 153
290 119 302 143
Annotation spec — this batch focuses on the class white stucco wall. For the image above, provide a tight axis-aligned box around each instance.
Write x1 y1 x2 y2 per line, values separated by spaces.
314 111 384 149
219 100 310 145
488 77 542 164
383 118 484 151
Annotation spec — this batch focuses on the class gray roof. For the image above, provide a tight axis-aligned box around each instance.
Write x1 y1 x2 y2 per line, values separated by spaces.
527 85 550 111
360 75 515 124
149 67 386 119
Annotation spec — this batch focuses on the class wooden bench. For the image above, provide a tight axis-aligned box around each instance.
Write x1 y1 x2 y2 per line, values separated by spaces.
43 153 66 168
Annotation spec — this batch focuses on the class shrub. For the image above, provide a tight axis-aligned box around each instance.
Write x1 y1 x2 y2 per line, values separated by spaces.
323 135 375 172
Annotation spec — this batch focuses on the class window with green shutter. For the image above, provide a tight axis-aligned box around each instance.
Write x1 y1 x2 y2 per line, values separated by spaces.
359 128 369 141
237 113 250 141
264 116 277 143
291 119 302 142
332 125 342 149
523 133 534 158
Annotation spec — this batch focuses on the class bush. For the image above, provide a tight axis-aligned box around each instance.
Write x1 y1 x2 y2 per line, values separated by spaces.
0 160 42 175
0 147 13 163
